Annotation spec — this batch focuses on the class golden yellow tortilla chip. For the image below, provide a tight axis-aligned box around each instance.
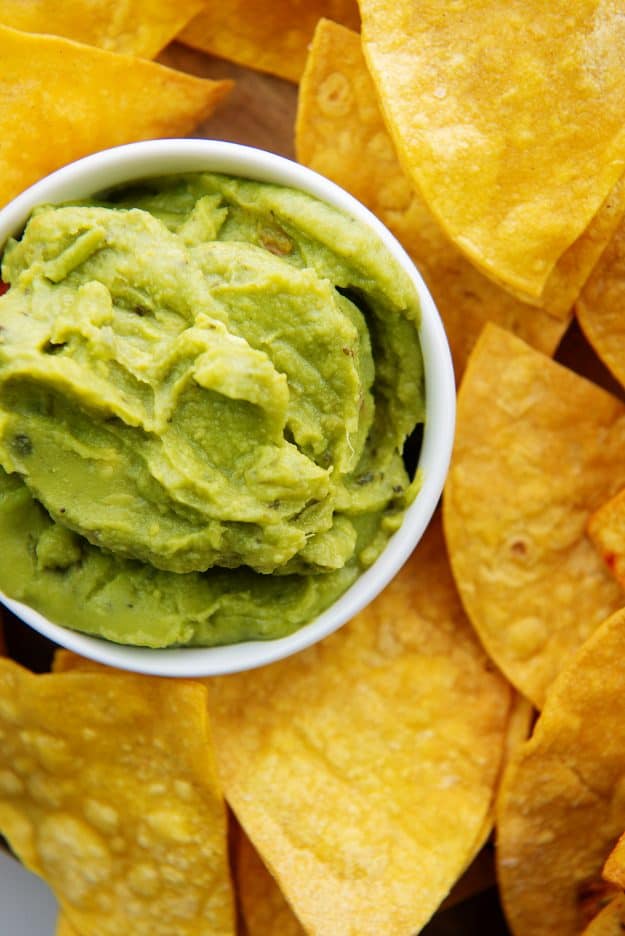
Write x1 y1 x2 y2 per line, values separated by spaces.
201 515 512 935
0 24 231 209
588 489 625 592
236 830 304 936
443 323 625 709
0 658 235 936
359 1 625 301
180 0 360 83
581 894 625 936
296 20 571 376
497 607 625 936
577 218 625 391
0 0 205 58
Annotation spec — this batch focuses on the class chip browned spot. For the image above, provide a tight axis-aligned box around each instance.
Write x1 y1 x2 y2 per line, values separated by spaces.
444 323 625 708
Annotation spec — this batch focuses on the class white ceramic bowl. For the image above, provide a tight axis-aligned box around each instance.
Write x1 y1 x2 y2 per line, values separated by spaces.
0 139 455 676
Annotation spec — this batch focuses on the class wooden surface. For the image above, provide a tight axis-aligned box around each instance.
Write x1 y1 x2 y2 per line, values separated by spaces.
159 42 298 158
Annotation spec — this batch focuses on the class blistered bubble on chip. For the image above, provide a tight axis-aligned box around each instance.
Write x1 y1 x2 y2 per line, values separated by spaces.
203 514 513 936
0 24 231 210
296 20 573 377
0 0 206 58
444 324 625 707
358 0 625 301
0 658 235 936
497 607 625 936
180 0 360 82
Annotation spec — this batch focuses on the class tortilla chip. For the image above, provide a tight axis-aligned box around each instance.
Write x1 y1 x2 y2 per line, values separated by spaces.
443 324 625 708
577 217 625 391
0 24 231 209
180 0 360 83
201 515 512 935
0 0 205 58
581 894 625 936
0 658 235 936
497 606 625 936
358 1 625 300
296 20 570 376
236 830 304 936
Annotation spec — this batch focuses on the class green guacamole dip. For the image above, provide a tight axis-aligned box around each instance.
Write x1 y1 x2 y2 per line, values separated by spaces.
0 173 425 647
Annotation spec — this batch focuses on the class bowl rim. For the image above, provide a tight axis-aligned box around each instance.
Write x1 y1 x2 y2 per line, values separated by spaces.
0 139 456 676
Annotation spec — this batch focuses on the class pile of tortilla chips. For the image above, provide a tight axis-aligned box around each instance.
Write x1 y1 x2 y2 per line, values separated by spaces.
295 14 625 930
7 1 625 934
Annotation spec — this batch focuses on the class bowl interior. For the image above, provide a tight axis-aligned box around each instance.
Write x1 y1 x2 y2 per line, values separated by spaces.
0 140 455 676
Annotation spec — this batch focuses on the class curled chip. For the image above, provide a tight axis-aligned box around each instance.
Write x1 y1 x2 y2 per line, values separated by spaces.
497 607 625 936
444 323 625 708
296 20 585 376
358 0 625 301
204 515 513 935
577 217 625 391
0 0 206 58
0 24 231 209
580 894 625 936
0 659 235 936
180 0 360 82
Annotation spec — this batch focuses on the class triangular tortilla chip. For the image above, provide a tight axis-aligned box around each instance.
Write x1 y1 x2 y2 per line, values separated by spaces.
202 515 512 935
497 607 625 936
0 24 231 208
180 0 360 83
444 324 625 708
0 659 235 936
359 1 625 300
296 20 573 376
0 0 205 58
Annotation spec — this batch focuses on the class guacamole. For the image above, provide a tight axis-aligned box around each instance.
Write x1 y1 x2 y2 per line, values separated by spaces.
0 173 425 647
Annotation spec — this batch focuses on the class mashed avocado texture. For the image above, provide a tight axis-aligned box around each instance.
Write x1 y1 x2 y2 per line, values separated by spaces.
0 173 424 647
